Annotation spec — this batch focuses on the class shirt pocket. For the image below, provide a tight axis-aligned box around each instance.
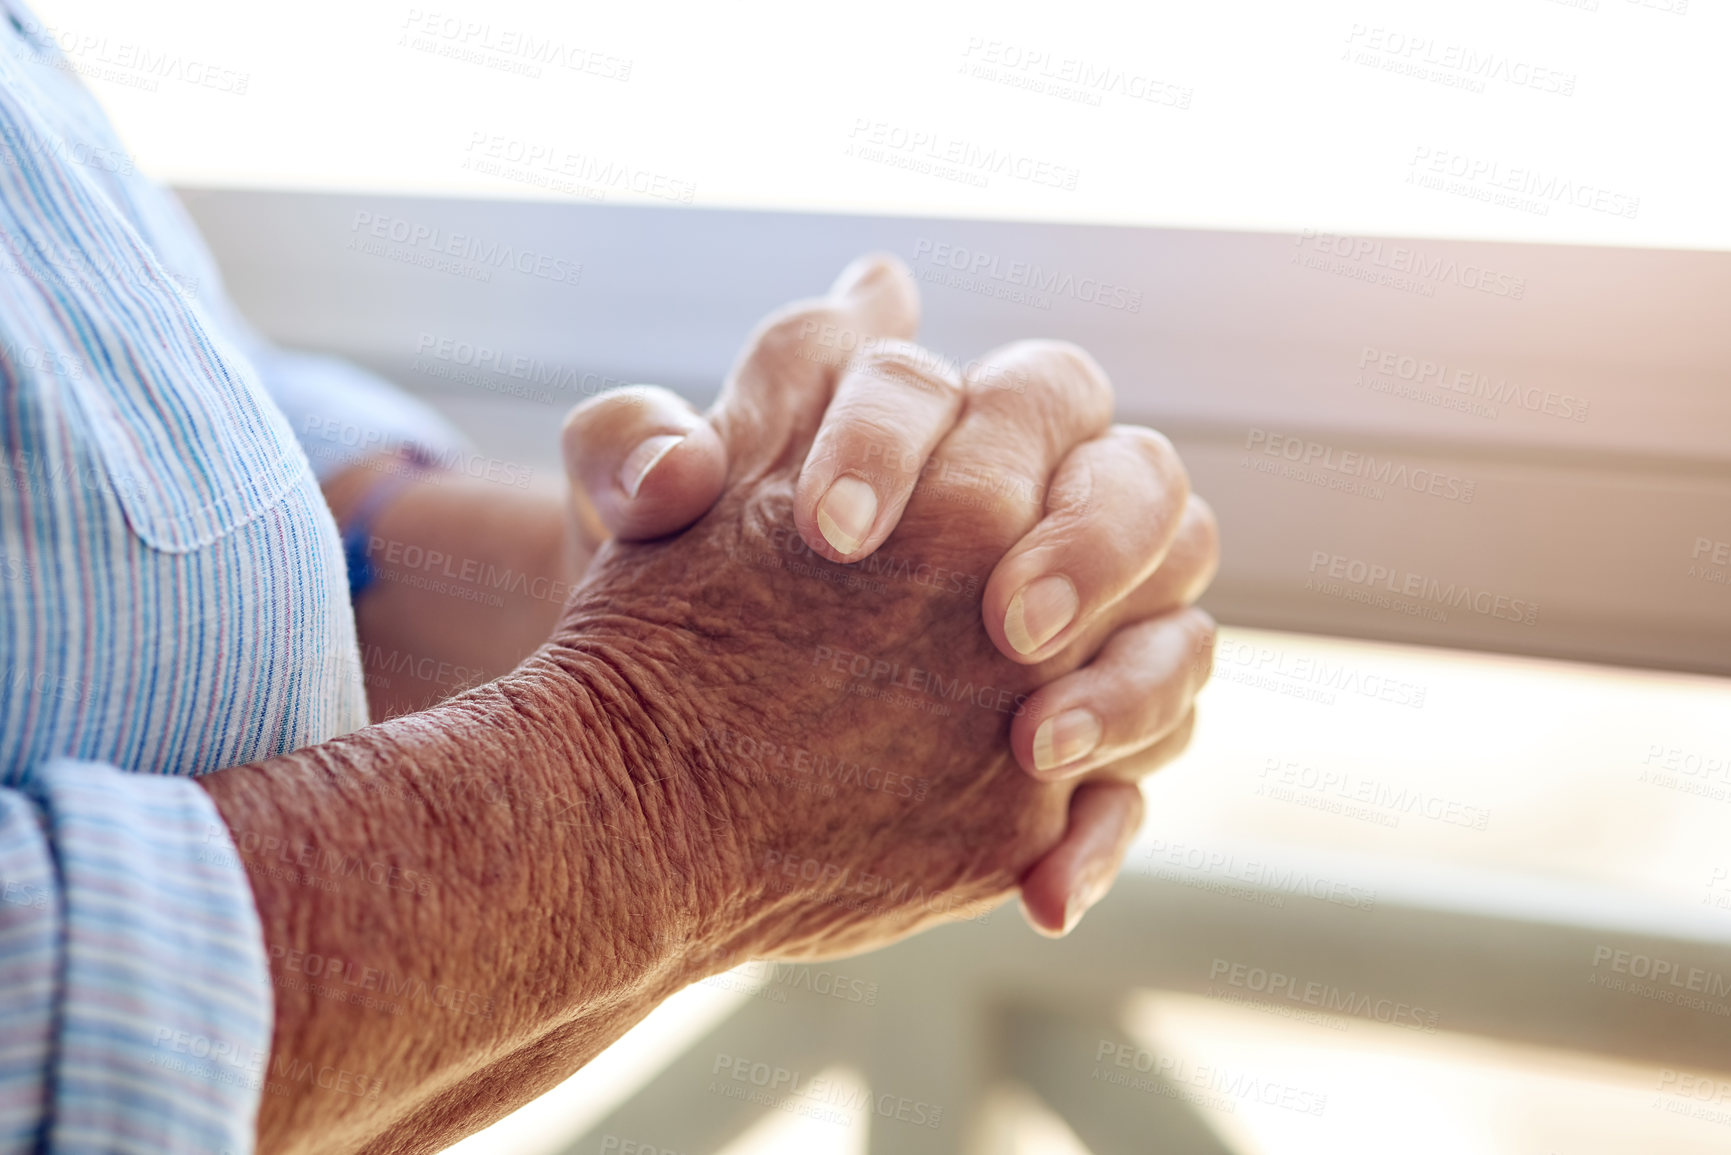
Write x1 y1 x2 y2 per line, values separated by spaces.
55 304 309 553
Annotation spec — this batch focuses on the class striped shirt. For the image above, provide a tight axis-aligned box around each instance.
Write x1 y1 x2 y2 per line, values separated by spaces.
0 3 463 1151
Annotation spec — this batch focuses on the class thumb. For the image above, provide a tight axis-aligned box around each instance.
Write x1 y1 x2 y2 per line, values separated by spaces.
561 385 728 542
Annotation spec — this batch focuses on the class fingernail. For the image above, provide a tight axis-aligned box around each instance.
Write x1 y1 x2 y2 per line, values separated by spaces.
816 475 878 556
1032 709 1102 774
1020 896 1066 939
1004 574 1079 655
1062 866 1114 936
619 434 683 498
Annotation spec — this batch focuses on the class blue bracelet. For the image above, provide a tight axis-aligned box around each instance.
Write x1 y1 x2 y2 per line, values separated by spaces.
339 453 432 601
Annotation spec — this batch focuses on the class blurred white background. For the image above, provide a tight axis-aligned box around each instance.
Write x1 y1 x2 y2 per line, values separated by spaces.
23 2 1731 1151
27 0 1731 249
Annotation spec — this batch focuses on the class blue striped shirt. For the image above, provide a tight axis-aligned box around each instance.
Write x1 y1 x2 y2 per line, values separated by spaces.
0 3 464 1150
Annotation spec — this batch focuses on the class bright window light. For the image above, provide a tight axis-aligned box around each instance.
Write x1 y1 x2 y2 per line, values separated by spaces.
1142 627 1731 912
1125 989 1731 1155
25 0 1731 250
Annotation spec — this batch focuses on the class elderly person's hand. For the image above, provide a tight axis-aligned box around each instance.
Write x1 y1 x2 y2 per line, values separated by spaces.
559 254 1218 941
205 255 1217 1155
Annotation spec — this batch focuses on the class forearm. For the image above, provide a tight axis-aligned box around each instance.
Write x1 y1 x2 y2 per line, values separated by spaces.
199 649 726 1155
324 460 595 719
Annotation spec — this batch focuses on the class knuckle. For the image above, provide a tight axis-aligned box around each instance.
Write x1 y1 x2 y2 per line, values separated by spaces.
1113 424 1189 494
559 397 610 460
1068 511 1143 579
999 339 1112 401
853 339 962 398
559 386 652 447
826 413 920 486
754 302 853 368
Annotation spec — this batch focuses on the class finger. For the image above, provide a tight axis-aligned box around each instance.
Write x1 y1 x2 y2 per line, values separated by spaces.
1034 496 1218 672
561 385 729 542
1019 780 1143 937
1078 706 1197 784
792 339 966 560
984 425 1190 663
709 253 920 481
907 340 1115 566
1117 494 1220 620
1010 607 1215 781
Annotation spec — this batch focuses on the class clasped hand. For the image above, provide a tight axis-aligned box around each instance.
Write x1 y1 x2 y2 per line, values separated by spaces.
555 254 1217 949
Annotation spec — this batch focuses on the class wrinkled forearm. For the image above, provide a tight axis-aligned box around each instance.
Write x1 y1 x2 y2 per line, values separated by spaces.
200 650 725 1155
323 461 593 720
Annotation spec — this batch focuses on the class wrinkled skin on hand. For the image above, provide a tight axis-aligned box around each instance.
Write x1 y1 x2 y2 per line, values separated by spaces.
551 320 1087 964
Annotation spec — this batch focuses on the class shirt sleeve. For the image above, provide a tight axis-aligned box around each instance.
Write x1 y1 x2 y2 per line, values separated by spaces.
0 760 273 1155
